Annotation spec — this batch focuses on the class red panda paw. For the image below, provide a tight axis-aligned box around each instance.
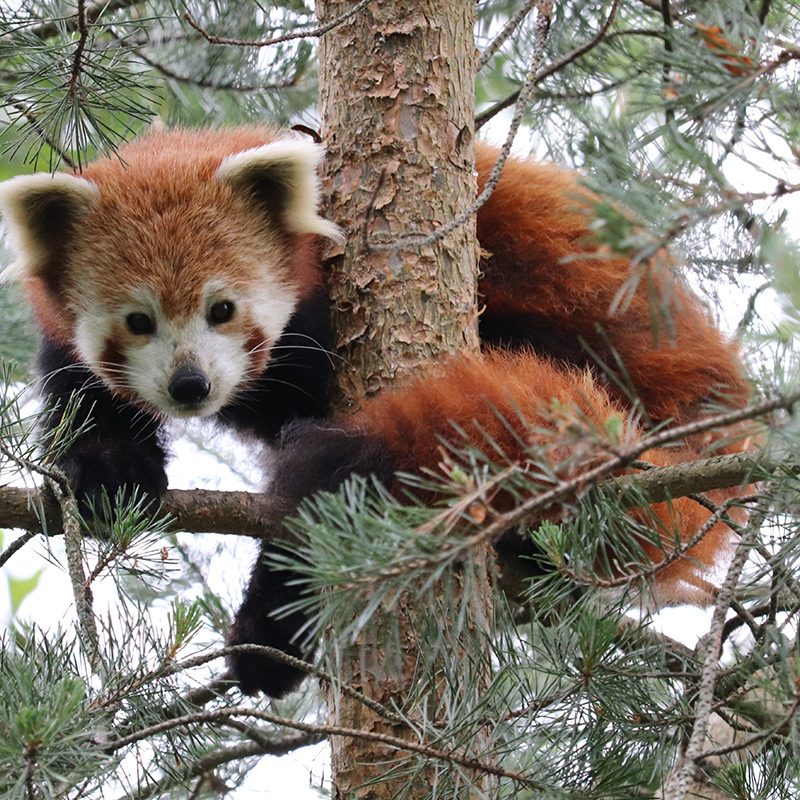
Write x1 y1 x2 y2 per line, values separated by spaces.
56 444 168 526
226 545 314 697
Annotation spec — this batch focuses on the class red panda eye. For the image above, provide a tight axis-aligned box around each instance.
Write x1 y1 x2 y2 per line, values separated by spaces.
126 312 155 335
209 300 235 325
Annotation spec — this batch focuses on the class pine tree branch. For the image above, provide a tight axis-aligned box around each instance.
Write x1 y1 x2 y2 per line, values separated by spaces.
116 734 324 800
119 644 404 730
66 0 89 104
476 0 621 130
121 39 302 92
20 0 145 40
106 704 545 790
664 499 771 800
0 486 272 539
0 451 781 545
475 0 538 71
10 101 77 169
608 451 772 506
183 0 371 48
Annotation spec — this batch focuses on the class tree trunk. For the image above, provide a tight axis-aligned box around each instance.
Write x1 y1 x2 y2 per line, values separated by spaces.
318 0 480 407
317 1 492 797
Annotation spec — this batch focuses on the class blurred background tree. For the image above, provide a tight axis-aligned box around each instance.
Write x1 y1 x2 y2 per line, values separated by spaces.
0 1 799 798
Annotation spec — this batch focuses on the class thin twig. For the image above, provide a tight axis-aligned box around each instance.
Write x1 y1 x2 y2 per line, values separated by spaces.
169 644 404 725
128 43 301 92
475 0 538 71
0 436 69 490
11 102 77 169
112 641 405 740
107 704 545 789
54 476 102 673
724 597 762 641
663 497 771 800
660 0 676 123
636 0 690 20
0 529 39 569
697 696 800 761
561 495 754 591
736 279 772 335
188 777 205 800
25 746 37 800
183 0 371 49
66 0 89 103
19 0 142 40
115 735 322 800
476 0 622 130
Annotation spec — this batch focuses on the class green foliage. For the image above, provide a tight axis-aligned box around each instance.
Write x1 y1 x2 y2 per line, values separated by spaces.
0 631 112 799
0 0 798 797
0 285 36 375
0 0 319 169
8 568 45 616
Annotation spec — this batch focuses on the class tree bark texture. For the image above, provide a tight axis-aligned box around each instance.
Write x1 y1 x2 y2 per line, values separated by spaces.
317 1 490 797
318 0 480 409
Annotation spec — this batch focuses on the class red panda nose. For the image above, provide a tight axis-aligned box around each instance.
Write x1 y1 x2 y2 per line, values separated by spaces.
168 364 211 404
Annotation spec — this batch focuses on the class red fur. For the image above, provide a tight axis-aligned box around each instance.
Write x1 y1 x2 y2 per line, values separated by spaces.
474 145 748 424
350 350 743 603
29 127 323 343
340 146 750 603
16 130 749 604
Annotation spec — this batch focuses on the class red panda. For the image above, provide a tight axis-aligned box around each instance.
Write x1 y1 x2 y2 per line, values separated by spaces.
0 127 749 697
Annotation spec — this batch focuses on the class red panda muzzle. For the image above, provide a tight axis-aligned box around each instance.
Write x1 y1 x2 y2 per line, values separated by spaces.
168 363 212 405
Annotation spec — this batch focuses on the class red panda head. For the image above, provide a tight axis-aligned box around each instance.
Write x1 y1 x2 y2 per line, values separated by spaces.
0 128 343 418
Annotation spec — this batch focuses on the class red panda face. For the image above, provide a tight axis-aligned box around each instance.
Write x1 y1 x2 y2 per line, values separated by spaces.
0 128 343 418
70 270 299 418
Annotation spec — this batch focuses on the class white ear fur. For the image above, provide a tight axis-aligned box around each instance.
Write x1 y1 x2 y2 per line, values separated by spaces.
216 139 345 244
0 172 98 282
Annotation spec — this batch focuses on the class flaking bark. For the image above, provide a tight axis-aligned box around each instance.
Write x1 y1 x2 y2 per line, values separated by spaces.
318 0 480 409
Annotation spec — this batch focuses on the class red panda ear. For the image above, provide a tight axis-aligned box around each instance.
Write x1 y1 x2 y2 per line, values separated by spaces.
0 173 98 283
215 139 344 245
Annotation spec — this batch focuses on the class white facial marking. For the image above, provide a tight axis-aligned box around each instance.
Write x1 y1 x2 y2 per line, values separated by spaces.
243 276 299 346
74 279 300 418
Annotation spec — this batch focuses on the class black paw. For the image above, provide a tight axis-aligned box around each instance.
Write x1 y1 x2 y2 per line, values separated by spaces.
227 556 313 697
57 441 168 523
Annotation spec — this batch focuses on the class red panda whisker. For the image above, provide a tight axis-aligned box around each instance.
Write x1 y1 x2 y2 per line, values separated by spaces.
269 336 346 368
273 331 341 354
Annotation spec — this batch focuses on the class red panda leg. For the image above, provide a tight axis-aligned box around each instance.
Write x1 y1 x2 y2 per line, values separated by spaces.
229 350 742 694
228 423 395 697
353 350 738 598
37 336 168 517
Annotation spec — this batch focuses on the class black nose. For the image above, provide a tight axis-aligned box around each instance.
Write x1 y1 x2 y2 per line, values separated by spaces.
168 364 211 404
